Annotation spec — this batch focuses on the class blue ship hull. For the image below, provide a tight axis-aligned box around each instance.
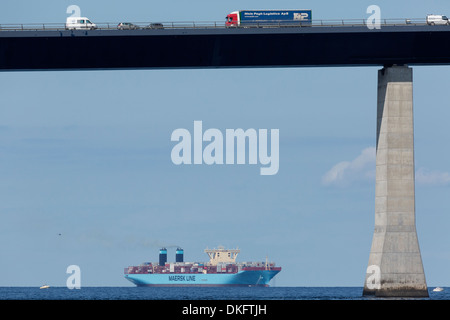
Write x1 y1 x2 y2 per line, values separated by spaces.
125 270 280 287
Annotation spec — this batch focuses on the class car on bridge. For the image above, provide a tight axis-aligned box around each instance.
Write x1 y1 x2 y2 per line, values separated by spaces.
426 14 450 25
117 22 140 30
65 17 97 30
145 23 164 29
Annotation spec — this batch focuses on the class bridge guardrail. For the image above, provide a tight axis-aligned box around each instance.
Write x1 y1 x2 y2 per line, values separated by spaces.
0 18 432 31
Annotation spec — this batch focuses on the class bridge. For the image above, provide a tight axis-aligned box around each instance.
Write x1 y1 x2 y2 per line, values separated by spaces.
2 21 450 297
0 21 450 70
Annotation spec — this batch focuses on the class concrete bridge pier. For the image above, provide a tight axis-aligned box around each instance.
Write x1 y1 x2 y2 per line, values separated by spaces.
363 65 428 297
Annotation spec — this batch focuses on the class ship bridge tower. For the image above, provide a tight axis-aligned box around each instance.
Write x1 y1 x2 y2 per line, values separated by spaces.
204 246 240 265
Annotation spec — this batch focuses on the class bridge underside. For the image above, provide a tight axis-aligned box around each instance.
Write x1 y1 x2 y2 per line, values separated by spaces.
0 25 450 71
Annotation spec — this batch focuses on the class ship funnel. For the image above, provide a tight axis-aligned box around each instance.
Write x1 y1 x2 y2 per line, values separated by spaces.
176 248 184 262
159 248 167 266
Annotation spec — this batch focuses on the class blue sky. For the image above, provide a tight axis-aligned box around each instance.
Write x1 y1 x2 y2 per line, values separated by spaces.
1 0 450 288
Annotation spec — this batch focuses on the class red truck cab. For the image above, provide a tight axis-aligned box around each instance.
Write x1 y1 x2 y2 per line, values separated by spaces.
225 11 239 27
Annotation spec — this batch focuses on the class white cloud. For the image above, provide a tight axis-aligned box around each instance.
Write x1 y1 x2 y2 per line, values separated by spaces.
323 147 450 188
416 168 450 186
322 147 376 187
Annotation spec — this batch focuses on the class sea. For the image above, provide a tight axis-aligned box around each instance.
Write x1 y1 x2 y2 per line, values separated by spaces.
1 286 448 318
0 286 449 300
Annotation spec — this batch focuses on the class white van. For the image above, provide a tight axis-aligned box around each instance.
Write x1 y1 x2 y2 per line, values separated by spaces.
426 14 450 25
66 17 97 30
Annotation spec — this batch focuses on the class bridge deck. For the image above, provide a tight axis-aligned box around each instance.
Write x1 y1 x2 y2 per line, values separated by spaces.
1 25 450 70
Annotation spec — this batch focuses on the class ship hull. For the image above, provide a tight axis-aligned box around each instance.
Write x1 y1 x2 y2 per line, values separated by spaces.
125 270 280 287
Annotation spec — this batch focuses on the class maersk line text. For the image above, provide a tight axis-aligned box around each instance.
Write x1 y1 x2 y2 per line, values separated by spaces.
171 121 279 175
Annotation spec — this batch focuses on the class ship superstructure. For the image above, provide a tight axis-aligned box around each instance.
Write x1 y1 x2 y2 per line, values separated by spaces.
124 246 281 287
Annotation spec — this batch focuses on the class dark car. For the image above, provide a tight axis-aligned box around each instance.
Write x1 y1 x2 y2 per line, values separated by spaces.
117 22 140 30
146 23 164 29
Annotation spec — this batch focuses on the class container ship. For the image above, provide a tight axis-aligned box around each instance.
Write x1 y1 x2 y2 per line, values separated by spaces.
124 246 281 287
